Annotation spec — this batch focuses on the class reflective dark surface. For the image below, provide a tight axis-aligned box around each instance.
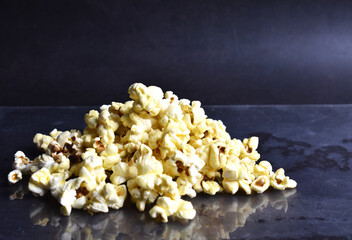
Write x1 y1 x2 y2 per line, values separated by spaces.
15 182 297 240
1 106 352 239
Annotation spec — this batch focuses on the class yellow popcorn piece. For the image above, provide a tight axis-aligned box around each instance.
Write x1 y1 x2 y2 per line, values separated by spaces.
81 158 106 189
85 110 99 129
127 178 159 211
253 160 273 177
136 173 178 197
35 154 70 174
173 150 204 183
270 168 297 190
202 180 223 195
49 128 62 139
127 172 179 212
238 179 252 195
100 143 122 170
128 83 164 116
28 167 52 197
177 180 197 198
134 145 163 175
241 137 260 161
154 196 179 216
9 82 297 223
86 183 127 214
110 162 138 185
222 161 245 181
33 133 54 151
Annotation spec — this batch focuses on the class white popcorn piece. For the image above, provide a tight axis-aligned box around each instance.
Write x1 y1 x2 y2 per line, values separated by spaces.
13 151 33 174
102 183 127 210
56 131 71 147
60 188 76 210
34 154 55 170
85 110 99 129
251 175 270 193
163 100 183 121
135 173 158 190
128 83 164 116
28 168 52 197
149 205 168 222
52 155 70 173
50 172 69 199
149 196 196 223
110 162 138 185
222 161 245 181
270 168 297 190
53 130 83 155
127 178 159 211
238 178 252 195
87 200 109 214
222 179 239 194
253 160 273 177
8 170 22 184
208 143 221 169
170 150 205 192
177 181 197 198
78 166 97 191
135 173 178 198
86 184 108 214
82 128 98 148
174 199 196 220
80 153 107 186
59 177 90 215
287 178 298 188
49 128 62 139
240 157 256 174
154 196 179 216
163 159 180 177
136 154 163 175
100 143 122 170
86 182 127 214
241 137 260 161
128 172 179 212
34 154 70 174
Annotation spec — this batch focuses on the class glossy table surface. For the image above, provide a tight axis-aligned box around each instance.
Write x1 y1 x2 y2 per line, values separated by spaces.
0 105 351 240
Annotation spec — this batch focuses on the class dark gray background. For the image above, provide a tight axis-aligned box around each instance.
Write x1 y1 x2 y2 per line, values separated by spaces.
1 0 352 106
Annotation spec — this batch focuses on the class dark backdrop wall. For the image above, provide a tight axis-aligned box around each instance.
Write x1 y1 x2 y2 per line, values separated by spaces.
1 0 352 106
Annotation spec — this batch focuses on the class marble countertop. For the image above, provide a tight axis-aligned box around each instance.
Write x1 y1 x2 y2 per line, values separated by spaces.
0 105 351 239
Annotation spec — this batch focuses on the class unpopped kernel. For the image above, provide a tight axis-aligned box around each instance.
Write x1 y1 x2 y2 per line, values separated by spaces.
8 83 297 222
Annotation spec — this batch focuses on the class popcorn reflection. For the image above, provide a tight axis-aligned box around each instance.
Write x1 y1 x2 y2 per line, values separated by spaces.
27 189 296 240
9 178 29 200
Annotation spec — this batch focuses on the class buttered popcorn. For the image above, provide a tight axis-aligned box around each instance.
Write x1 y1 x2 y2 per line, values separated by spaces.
8 83 297 222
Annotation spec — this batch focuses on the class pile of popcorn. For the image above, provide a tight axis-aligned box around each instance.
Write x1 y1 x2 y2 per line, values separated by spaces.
8 83 297 222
